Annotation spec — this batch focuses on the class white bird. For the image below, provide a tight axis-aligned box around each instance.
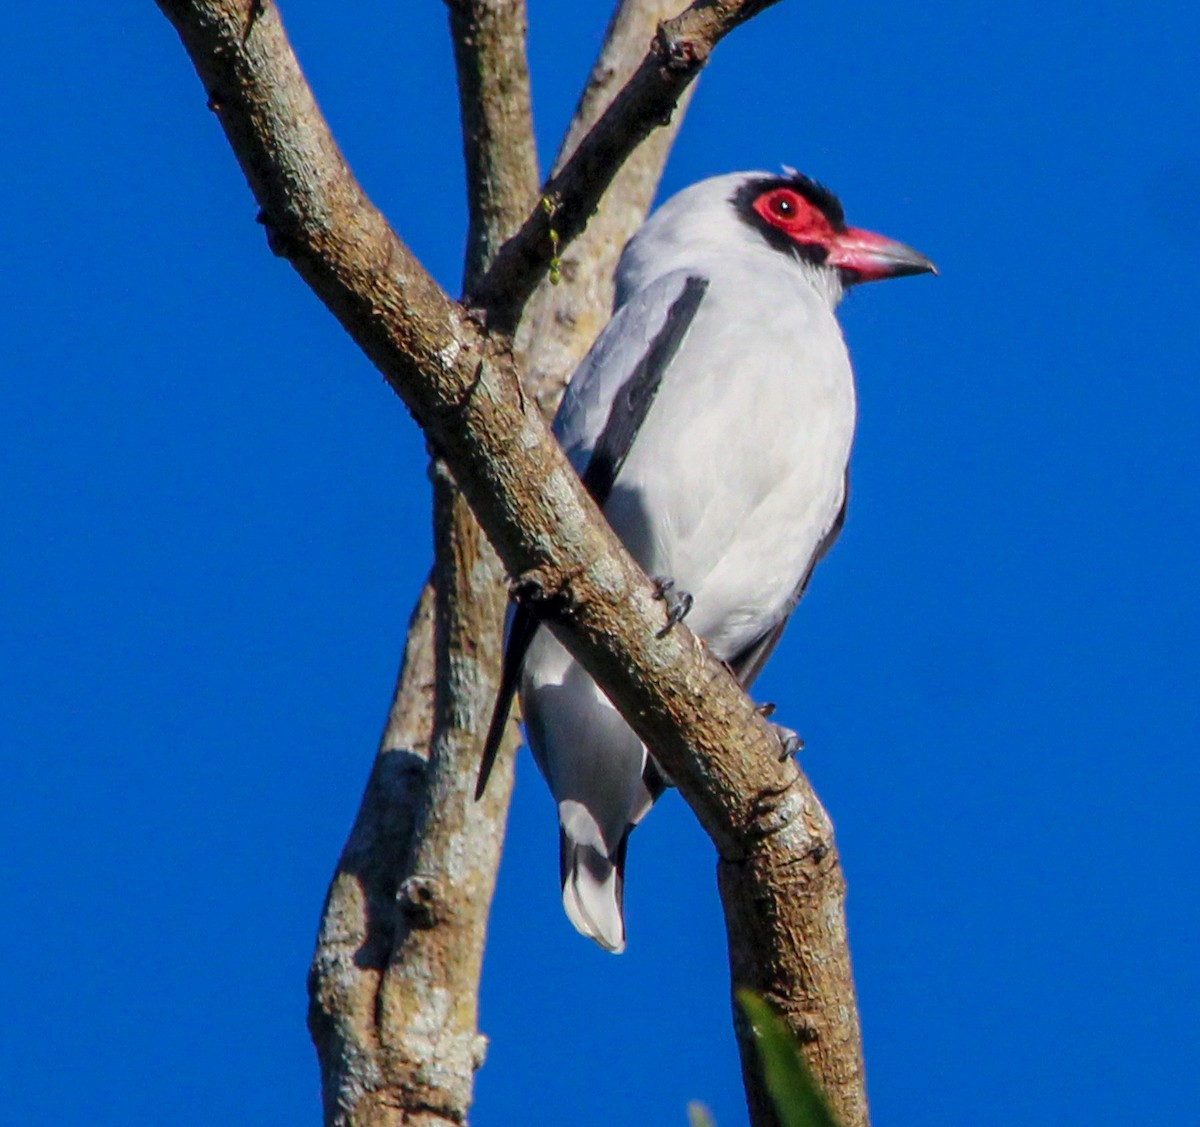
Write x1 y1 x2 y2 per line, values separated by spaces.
477 170 934 952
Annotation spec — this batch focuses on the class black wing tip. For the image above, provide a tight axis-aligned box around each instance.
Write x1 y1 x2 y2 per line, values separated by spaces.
579 275 709 507
474 708 506 800
475 605 539 800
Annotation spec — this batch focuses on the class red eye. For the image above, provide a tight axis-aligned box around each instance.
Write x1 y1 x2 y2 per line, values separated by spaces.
767 190 801 218
751 186 830 243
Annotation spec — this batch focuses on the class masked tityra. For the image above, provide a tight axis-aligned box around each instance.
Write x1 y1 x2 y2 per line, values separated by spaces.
477 170 935 952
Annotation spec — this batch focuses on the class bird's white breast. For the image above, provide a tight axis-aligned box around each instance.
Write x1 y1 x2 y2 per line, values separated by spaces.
602 261 855 659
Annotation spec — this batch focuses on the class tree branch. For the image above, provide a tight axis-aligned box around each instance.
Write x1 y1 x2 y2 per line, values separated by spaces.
515 0 695 413
364 461 513 1125
309 3 538 1123
154 1 867 1123
308 3 690 1123
470 0 783 330
308 586 441 1125
353 4 539 1121
446 0 540 293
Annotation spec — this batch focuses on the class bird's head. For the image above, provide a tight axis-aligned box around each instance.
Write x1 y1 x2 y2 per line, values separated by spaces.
615 170 935 306
732 171 936 286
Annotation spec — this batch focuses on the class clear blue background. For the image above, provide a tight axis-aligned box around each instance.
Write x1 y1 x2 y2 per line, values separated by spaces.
2 2 1197 1124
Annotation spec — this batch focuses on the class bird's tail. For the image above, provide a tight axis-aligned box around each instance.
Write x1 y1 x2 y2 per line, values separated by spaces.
559 826 631 954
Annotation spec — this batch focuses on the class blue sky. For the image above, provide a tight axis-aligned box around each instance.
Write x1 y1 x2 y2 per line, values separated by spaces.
2 1 1198 1124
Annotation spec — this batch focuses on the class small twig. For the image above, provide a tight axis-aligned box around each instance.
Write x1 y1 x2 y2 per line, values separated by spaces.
470 0 784 329
541 194 563 284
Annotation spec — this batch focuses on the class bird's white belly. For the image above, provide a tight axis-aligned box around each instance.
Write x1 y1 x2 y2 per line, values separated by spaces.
604 337 854 660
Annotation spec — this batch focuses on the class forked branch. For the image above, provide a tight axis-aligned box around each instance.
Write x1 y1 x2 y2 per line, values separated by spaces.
470 0 784 329
153 1 868 1123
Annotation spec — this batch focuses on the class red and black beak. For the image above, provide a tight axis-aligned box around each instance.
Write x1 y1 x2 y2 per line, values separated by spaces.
826 227 937 284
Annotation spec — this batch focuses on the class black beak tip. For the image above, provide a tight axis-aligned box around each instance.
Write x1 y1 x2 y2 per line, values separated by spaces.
900 253 938 279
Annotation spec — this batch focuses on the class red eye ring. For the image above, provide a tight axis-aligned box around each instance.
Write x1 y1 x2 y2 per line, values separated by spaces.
752 186 834 243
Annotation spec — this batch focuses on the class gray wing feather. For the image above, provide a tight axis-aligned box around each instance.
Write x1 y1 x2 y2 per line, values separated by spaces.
580 276 708 505
727 473 850 687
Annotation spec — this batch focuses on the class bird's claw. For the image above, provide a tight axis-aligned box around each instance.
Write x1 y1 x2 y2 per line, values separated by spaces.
772 723 805 761
755 703 802 758
652 576 694 638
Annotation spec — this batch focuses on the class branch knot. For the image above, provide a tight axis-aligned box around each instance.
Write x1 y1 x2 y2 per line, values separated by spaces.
255 208 301 260
510 566 585 622
653 22 704 75
747 770 817 843
397 875 443 928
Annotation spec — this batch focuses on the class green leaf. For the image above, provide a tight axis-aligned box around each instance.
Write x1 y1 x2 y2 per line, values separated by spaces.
736 989 841 1127
687 1100 718 1127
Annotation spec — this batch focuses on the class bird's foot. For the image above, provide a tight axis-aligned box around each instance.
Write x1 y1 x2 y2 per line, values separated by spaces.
755 704 804 760
773 724 805 760
652 576 694 638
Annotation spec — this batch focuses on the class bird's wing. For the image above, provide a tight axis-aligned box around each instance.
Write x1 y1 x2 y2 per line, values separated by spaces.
573 275 709 505
727 471 850 687
474 272 709 799
475 602 539 800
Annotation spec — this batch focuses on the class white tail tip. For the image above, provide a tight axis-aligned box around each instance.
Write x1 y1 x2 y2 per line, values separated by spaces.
561 842 626 954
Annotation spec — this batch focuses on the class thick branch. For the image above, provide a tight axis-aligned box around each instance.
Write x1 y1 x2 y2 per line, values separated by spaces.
470 0 782 329
352 6 539 1121
364 464 515 1125
446 0 540 291
308 586 438 1126
156 1 866 1122
309 4 537 1124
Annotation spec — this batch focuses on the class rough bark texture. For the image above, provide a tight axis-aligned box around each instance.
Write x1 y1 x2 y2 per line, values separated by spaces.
515 0 694 412
345 0 542 1117
310 1 538 1123
469 0 783 330
363 461 513 1124
153 1 869 1124
448 0 540 294
309 3 690 1123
